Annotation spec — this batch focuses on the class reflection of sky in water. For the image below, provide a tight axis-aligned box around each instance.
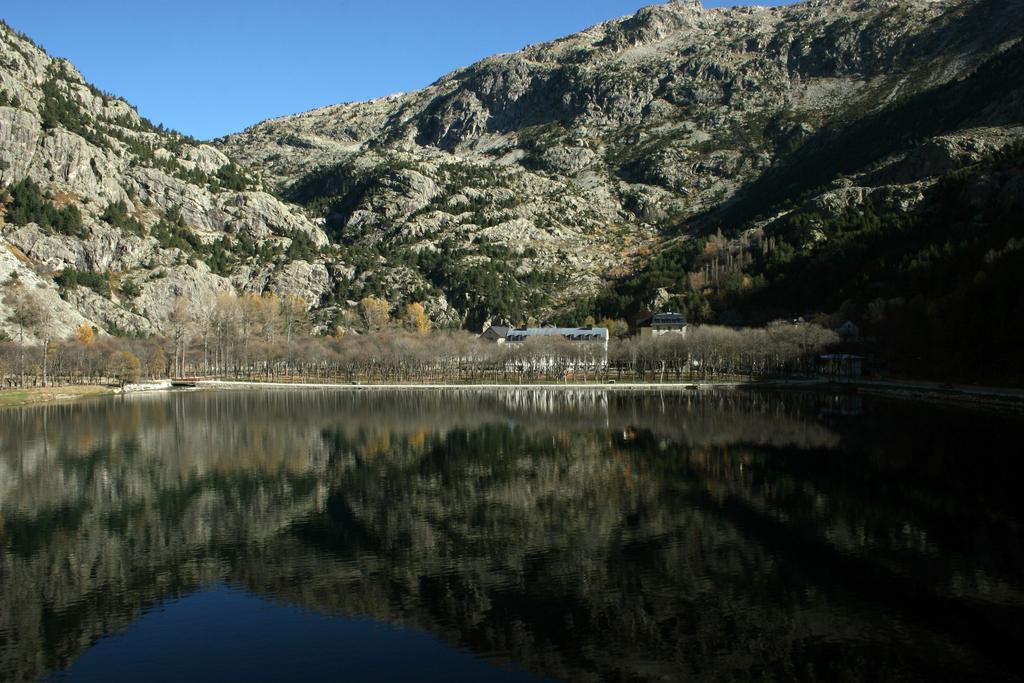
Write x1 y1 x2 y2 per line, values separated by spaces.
1 389 1022 682
54 584 550 683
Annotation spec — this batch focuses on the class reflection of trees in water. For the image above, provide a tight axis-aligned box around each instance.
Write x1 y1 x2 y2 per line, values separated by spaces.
0 391 1022 681
480 388 843 451
0 394 333 681
241 415 1024 682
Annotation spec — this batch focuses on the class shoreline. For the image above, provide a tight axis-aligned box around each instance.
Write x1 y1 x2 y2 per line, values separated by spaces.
0 385 114 409
193 379 1024 413
195 379 813 392
0 380 172 410
3 378 1022 413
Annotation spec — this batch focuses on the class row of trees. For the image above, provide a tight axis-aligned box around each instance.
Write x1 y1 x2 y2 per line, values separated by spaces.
0 296 839 387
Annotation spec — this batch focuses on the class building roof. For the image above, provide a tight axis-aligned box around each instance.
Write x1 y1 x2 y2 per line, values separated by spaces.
652 313 687 326
481 325 511 338
505 327 609 342
638 312 687 327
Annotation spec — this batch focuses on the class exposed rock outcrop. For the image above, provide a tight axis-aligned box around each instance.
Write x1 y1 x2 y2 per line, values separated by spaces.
220 0 1024 321
2 0 1023 339
0 21 331 340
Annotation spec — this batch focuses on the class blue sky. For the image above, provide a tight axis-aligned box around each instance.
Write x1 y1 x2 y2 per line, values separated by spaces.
2 0 792 140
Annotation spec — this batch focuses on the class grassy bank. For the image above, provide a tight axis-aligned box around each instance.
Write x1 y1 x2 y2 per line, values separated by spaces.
0 385 113 409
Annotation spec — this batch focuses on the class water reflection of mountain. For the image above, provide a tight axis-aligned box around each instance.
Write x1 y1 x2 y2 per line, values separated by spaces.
1 390 1022 682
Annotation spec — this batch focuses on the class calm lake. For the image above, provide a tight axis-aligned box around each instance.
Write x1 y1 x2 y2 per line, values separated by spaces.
1 388 1022 682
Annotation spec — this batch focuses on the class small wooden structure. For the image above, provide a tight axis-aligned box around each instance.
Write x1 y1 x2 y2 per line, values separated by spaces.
171 376 207 388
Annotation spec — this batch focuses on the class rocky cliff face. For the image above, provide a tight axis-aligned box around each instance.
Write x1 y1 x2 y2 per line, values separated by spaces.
2 0 1022 340
220 0 1023 325
0 23 335 341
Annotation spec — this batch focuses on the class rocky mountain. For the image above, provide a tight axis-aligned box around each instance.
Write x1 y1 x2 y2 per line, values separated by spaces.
1 0 1022 343
221 0 1024 330
0 22 337 342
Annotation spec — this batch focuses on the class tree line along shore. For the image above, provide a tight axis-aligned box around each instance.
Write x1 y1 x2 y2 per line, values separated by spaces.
1 285 843 389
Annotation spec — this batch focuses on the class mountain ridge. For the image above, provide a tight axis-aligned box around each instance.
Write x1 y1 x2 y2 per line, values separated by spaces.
219 0 1022 329
1 0 1022 358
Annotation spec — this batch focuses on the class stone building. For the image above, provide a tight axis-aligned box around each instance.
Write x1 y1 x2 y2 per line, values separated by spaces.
638 313 688 338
